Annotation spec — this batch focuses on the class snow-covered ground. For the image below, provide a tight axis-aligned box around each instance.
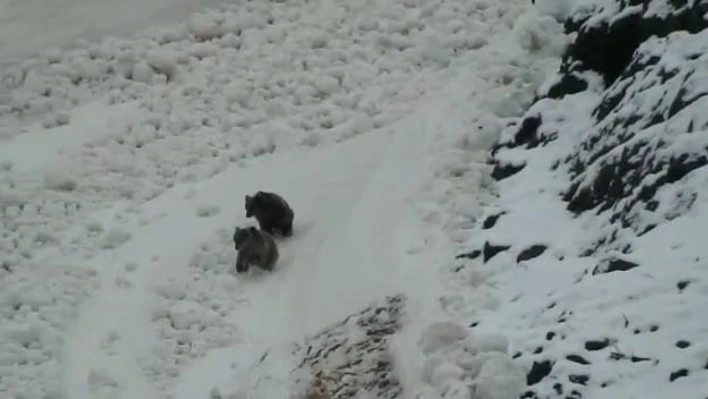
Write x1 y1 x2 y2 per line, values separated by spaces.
1 0 568 397
6 0 705 398
0 0 226 64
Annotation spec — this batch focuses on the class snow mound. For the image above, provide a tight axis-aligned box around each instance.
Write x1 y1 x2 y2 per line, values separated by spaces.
468 1 708 398
416 321 525 399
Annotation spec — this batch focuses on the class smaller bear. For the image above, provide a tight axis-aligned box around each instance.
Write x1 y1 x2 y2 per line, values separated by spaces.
245 191 294 237
233 226 279 273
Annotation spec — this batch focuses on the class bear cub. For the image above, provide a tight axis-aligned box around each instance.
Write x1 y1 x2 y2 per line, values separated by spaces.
232 226 279 273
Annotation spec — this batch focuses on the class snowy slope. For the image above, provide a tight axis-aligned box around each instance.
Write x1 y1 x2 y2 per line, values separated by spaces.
462 1 708 398
0 0 570 398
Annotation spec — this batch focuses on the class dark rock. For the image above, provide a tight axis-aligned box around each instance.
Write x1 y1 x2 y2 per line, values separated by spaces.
513 351 522 359
592 257 639 275
483 241 511 263
482 212 505 229
547 73 589 99
514 115 543 148
517 245 548 262
455 249 481 260
585 339 612 351
470 321 479 328
569 374 589 385
553 383 563 395
669 369 689 382
562 9 644 87
568 390 582 399
639 223 656 236
562 0 708 87
534 346 544 354
677 280 691 291
566 354 590 365
650 324 660 332
546 331 556 341
491 161 526 181
521 391 537 399
676 340 690 349
609 351 652 363
526 360 553 385
489 141 512 158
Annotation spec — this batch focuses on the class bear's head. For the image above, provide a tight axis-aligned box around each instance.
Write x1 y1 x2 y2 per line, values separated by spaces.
233 227 249 249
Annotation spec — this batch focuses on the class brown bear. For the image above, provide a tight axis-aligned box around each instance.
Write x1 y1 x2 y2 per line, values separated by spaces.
232 226 279 273
244 191 294 237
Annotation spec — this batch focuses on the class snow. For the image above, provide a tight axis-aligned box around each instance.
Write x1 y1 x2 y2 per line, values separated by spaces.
474 4 708 398
0 0 225 64
4 0 663 397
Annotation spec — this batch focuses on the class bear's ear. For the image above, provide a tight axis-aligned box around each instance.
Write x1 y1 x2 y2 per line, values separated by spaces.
245 195 251 204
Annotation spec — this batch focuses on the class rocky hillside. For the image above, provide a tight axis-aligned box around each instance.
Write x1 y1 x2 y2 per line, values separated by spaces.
469 0 708 397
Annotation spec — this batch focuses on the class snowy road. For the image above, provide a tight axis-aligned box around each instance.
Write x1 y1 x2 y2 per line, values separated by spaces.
60 122 416 398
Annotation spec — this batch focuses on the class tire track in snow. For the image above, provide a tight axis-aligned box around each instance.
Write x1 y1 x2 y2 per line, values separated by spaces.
287 126 418 338
62 207 204 399
226 128 398 343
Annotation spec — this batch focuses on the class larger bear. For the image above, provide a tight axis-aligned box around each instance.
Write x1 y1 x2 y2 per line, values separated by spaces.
244 191 294 237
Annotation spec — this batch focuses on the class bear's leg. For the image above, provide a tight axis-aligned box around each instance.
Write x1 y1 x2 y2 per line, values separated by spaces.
281 223 293 237
235 253 250 273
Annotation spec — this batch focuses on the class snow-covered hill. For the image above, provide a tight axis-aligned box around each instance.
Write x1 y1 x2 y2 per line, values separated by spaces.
470 0 708 398
3 0 705 398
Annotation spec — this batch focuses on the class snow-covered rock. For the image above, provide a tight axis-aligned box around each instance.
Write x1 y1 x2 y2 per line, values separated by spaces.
470 1 708 398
